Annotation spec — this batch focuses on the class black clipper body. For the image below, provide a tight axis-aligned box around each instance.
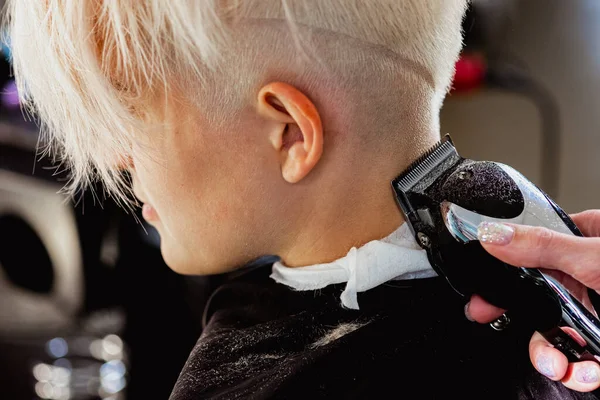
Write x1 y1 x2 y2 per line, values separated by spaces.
392 135 600 362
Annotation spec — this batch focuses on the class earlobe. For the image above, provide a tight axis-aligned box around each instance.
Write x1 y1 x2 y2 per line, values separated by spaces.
257 82 323 184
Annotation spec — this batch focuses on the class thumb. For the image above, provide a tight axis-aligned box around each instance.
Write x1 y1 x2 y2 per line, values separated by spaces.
477 222 600 290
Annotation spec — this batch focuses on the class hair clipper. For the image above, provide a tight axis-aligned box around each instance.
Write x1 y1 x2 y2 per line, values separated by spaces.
392 134 600 363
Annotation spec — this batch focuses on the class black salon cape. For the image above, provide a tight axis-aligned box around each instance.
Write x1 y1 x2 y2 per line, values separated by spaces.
169 264 600 400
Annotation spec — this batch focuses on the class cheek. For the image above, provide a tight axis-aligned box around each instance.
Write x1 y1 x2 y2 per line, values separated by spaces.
179 170 262 244
134 159 166 202
213 201 231 222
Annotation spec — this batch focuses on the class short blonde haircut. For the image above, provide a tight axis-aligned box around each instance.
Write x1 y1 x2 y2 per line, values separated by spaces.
6 1 468 204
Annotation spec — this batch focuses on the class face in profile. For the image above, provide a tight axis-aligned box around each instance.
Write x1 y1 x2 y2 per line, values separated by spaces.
128 83 324 275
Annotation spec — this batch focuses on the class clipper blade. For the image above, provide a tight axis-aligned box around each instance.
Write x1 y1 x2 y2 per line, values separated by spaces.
392 134 459 194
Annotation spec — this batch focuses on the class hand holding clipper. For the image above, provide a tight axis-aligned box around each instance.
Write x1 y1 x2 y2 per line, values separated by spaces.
392 135 600 366
469 212 600 391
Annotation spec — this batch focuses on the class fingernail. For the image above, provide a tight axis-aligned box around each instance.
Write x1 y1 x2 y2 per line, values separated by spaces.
576 366 599 384
536 353 556 378
464 302 475 322
478 222 515 245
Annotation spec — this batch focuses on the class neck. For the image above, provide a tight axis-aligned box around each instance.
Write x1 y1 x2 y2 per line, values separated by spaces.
278 133 439 268
279 172 405 268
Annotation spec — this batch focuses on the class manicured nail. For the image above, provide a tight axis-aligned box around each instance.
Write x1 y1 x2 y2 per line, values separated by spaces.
478 222 515 245
464 302 475 322
576 366 600 384
536 353 556 378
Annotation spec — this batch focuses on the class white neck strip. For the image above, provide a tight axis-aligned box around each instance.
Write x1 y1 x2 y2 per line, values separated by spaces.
270 223 437 310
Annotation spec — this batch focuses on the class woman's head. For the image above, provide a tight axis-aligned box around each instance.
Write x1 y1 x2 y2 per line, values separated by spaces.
7 0 468 273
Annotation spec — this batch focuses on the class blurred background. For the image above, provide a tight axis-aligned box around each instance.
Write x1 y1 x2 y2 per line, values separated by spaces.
1 0 599 399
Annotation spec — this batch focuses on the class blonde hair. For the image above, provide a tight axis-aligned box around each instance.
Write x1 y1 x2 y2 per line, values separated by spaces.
6 0 468 204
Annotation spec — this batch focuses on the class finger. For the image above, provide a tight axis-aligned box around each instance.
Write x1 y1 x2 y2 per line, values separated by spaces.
571 210 600 237
464 294 506 323
561 361 600 392
477 222 600 287
529 331 569 381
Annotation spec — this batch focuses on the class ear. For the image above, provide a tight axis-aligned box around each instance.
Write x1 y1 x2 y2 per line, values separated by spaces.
257 82 323 183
